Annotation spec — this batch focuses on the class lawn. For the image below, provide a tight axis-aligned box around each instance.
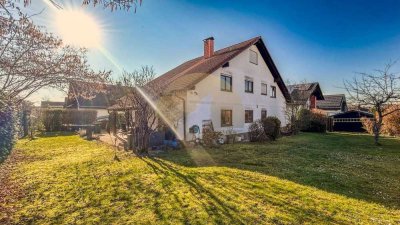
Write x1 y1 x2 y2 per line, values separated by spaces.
0 133 399 224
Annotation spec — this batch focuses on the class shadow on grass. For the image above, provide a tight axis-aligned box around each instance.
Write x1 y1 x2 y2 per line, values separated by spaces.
157 132 400 209
140 157 341 224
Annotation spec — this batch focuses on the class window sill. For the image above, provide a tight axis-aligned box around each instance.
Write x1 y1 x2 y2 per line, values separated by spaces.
221 125 233 127
221 90 233 92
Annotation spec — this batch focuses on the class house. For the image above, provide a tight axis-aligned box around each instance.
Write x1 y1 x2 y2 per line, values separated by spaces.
65 81 124 118
130 36 291 141
317 94 348 116
287 82 324 110
40 101 64 109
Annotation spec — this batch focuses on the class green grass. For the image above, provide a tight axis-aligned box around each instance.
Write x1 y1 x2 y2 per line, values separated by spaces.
1 133 399 224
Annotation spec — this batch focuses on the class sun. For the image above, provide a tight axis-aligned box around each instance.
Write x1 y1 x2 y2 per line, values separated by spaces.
55 9 102 48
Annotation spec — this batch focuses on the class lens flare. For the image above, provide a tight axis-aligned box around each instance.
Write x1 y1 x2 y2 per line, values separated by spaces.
135 87 183 141
55 9 102 48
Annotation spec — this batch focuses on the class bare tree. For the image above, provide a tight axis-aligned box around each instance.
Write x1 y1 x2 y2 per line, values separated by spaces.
344 62 400 145
0 2 110 104
114 66 161 154
3 0 142 12
156 95 183 131
283 103 302 134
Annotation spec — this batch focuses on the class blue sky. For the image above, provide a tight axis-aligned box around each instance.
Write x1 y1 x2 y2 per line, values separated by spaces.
28 0 400 103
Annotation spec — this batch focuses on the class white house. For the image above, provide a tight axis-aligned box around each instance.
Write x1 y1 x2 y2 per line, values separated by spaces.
151 36 292 141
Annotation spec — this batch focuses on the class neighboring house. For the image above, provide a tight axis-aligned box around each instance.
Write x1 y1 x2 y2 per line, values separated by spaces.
65 81 124 118
127 36 291 141
40 101 64 109
317 94 348 116
287 82 324 110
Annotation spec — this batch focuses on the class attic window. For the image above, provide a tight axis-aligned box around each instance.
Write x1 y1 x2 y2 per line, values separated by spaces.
249 50 258 65
271 86 276 98
222 62 230 68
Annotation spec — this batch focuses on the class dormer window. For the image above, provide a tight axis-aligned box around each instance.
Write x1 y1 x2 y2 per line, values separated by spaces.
249 50 258 65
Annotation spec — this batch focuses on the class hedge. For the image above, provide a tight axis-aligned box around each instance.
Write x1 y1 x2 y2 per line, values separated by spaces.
0 97 16 162
297 109 327 133
41 109 97 132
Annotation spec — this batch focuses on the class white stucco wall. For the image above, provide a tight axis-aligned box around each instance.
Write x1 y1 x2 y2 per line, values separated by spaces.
184 45 287 140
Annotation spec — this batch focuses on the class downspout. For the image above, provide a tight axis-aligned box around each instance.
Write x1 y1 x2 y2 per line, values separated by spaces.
174 93 186 141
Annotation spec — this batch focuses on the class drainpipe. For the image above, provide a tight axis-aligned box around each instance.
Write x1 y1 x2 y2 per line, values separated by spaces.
174 93 186 141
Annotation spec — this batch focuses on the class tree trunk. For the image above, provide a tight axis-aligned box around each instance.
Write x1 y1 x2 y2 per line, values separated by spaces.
373 124 380 145
374 108 383 146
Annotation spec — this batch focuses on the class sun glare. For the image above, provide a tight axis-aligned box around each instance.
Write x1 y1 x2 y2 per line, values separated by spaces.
55 9 102 48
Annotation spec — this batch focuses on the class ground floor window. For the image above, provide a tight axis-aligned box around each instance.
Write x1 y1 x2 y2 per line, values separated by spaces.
261 109 267 120
221 110 233 126
245 110 253 123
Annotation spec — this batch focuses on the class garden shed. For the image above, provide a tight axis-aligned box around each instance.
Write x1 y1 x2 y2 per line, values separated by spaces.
329 110 374 132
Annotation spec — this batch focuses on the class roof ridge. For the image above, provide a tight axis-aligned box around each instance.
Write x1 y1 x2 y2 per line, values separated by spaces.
156 36 261 89
213 36 260 55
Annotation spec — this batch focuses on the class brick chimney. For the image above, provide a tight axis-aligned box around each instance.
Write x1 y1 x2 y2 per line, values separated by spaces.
203 37 214 58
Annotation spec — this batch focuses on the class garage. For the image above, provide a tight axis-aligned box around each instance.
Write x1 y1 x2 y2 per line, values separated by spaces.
329 110 374 132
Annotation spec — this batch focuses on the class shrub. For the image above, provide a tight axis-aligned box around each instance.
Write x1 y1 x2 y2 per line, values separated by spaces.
309 112 327 132
361 117 374 134
202 129 223 147
261 117 281 141
248 120 267 142
297 109 312 131
298 109 327 133
361 106 400 136
41 109 97 132
383 107 400 136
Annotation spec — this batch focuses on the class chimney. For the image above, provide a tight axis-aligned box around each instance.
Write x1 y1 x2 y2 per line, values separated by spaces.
203 37 214 58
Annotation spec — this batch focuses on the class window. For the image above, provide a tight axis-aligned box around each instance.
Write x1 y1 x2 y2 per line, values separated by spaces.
261 109 267 120
221 110 232 126
271 86 276 98
220 74 232 92
245 79 253 93
245 110 253 123
249 50 258 65
261 83 268 95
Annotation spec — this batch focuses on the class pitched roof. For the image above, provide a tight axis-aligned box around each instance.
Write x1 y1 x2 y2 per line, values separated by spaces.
65 81 125 109
151 36 291 102
287 82 324 104
317 94 346 110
